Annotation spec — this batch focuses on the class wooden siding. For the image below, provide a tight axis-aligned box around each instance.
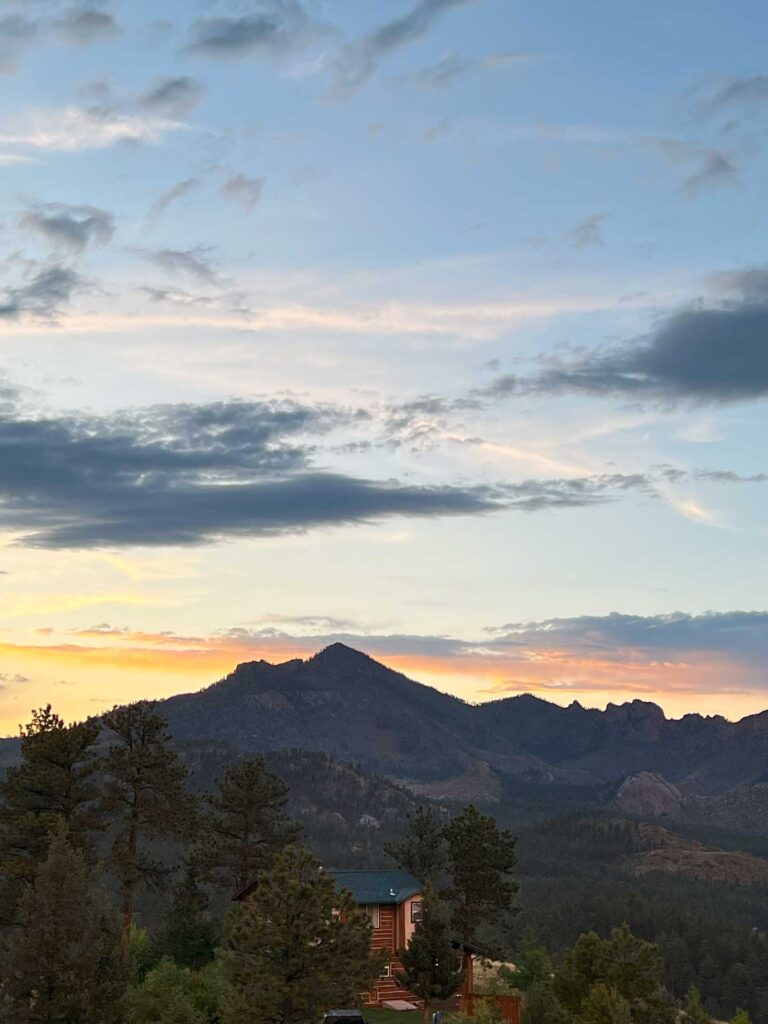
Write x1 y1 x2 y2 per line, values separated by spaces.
459 995 522 1024
362 905 420 1007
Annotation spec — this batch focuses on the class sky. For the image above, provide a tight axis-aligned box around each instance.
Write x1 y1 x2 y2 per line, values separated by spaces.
1 0 768 731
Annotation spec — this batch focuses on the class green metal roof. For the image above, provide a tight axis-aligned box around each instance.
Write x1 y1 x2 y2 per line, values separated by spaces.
329 870 421 905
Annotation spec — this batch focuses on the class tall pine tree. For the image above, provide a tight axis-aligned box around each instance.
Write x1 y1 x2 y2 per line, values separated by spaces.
220 845 381 1024
0 706 103 923
0 825 124 1024
396 886 464 1024
198 756 301 893
443 804 518 950
102 701 195 946
385 806 448 890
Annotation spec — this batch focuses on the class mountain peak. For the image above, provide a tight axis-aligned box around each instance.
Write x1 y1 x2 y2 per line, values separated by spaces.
311 642 373 666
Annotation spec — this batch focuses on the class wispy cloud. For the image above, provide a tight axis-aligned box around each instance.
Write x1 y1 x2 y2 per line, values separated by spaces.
0 106 183 152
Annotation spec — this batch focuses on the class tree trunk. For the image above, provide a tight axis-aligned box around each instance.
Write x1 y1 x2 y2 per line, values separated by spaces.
422 1000 431 1024
121 811 139 950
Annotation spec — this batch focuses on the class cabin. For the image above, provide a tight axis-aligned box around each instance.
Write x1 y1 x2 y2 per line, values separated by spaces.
329 869 427 1007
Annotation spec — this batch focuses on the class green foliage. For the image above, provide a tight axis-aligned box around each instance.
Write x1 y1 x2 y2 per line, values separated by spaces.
444 804 518 950
451 1001 503 1024
198 756 301 893
0 825 125 1024
0 706 102 920
575 983 632 1024
156 865 217 970
504 934 554 992
126 957 218 1024
732 1013 751 1024
555 925 674 1024
684 986 712 1024
521 982 568 1024
385 805 448 889
219 845 381 1024
102 701 196 944
396 886 464 1016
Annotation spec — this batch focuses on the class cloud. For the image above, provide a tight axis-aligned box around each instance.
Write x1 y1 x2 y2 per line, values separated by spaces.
0 106 182 151
479 266 768 404
700 75 768 113
329 0 477 99
220 173 263 211
399 49 531 89
137 246 219 284
146 178 200 222
563 212 607 249
0 265 87 321
54 7 120 45
186 0 331 61
21 202 114 251
0 672 30 684
681 150 739 196
138 76 205 117
0 14 38 73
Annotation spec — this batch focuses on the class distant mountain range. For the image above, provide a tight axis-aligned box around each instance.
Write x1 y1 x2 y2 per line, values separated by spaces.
3 642 768 832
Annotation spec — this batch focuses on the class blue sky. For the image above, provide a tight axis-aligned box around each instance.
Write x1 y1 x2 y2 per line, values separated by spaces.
1 0 767 727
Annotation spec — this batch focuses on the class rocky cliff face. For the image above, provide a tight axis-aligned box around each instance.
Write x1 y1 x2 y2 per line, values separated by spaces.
617 772 684 818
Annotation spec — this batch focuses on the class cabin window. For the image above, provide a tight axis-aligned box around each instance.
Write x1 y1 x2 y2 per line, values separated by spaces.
366 905 380 928
380 962 391 979
410 900 422 923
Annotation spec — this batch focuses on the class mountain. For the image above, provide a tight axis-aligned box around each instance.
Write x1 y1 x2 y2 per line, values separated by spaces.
3 643 768 829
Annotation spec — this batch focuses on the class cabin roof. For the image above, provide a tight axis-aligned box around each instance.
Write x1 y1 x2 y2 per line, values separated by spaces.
330 869 421 905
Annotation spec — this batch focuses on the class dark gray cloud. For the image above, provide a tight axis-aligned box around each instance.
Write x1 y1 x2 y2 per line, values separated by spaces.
0 265 87 320
138 76 205 117
477 266 768 404
146 178 200 222
0 395 508 548
54 7 120 44
329 0 477 99
486 610 768 661
186 0 330 61
220 173 263 211
138 246 218 284
0 389 660 549
399 49 530 89
563 212 607 250
21 202 114 251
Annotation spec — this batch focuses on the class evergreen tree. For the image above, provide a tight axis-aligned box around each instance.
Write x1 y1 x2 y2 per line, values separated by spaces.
126 958 208 1024
396 886 464 1024
443 804 518 949
0 706 102 920
505 933 554 992
220 845 381 1024
198 756 300 893
685 986 713 1024
157 865 217 970
724 964 752 1017
385 806 448 889
555 926 674 1024
0 826 124 1024
576 983 632 1024
521 982 568 1024
102 701 195 946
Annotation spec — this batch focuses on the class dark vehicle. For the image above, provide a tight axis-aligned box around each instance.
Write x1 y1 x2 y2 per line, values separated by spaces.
321 1011 368 1024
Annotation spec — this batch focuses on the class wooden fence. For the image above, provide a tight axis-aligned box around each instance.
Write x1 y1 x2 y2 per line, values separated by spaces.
458 994 522 1024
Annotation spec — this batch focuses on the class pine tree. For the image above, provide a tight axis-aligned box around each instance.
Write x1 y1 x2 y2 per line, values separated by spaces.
521 982 568 1024
198 756 301 893
576 983 632 1024
126 958 207 1024
0 706 103 923
685 985 713 1024
220 845 381 1024
102 701 196 947
157 864 217 970
396 886 464 1024
443 804 518 949
0 826 124 1024
385 806 448 889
